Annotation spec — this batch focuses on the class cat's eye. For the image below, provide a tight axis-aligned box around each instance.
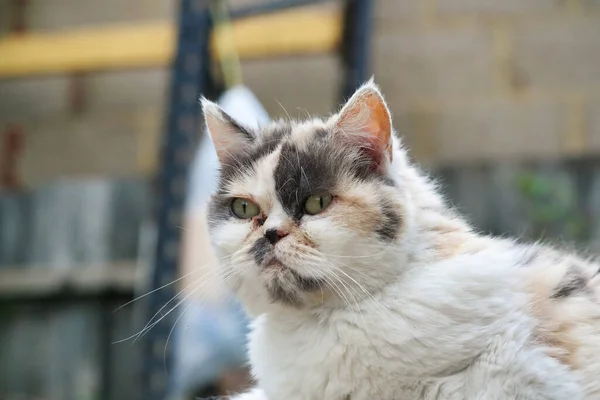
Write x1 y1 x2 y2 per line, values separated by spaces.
231 198 260 219
304 194 333 215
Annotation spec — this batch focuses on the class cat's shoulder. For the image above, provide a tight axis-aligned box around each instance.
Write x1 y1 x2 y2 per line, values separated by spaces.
515 242 600 386
466 237 600 302
462 237 600 396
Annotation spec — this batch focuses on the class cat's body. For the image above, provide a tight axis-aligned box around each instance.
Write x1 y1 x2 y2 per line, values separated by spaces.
201 81 600 399
245 238 600 400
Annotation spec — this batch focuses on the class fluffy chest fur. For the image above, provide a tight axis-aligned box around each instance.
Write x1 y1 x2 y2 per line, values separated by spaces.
247 248 583 400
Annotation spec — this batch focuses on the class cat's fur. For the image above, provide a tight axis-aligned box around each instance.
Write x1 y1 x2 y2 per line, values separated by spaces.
201 80 600 400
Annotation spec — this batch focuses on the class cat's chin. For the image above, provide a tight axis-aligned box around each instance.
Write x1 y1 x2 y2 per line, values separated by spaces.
260 259 326 308
264 258 286 271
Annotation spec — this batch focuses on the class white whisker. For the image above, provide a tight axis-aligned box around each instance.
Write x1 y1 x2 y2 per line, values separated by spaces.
113 262 238 345
113 254 231 313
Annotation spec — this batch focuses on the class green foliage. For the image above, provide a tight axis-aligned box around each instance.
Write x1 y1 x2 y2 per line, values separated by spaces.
515 171 589 243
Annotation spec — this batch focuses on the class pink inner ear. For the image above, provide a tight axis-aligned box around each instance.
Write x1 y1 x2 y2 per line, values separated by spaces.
336 89 393 170
363 92 393 163
360 135 387 173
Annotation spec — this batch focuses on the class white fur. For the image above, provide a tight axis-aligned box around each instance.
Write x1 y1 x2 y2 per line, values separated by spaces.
226 147 583 399
205 82 592 399
215 140 586 400
246 250 582 400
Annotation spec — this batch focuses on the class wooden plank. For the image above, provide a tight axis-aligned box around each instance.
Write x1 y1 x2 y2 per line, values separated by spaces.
0 261 140 298
0 9 342 78
0 22 174 78
216 8 341 60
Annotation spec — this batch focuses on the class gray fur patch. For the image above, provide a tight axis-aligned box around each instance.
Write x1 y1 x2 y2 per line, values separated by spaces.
207 194 233 228
265 269 325 307
266 279 303 307
290 269 325 292
250 236 271 265
376 200 401 241
274 140 338 219
551 268 587 298
273 131 396 221
219 123 291 186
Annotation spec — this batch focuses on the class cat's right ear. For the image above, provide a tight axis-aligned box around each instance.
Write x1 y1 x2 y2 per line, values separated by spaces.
201 98 255 163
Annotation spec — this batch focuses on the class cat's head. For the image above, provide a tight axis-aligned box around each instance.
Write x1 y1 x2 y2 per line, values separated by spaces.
203 80 417 314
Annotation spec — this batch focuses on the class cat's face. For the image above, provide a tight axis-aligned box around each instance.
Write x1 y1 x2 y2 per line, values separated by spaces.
204 81 410 312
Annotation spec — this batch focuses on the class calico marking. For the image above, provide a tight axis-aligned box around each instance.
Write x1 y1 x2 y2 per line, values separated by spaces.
551 267 588 299
219 123 292 185
376 199 401 241
250 237 271 266
290 269 325 292
265 275 303 307
274 140 337 220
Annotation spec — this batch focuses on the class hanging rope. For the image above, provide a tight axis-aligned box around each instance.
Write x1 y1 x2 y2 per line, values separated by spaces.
209 0 243 89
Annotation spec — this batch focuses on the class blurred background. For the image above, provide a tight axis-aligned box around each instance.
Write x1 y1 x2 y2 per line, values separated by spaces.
0 0 600 399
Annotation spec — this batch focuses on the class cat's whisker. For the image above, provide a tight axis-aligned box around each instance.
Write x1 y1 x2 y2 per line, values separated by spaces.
157 261 242 373
132 283 203 343
138 262 235 332
318 264 368 326
114 263 238 344
327 261 374 299
113 285 198 345
300 247 380 297
301 262 349 307
316 240 396 259
163 296 196 376
304 264 355 314
302 247 374 280
113 254 232 313
300 257 362 317
135 277 207 338
275 100 292 122
132 265 240 344
205 265 243 299
325 260 390 320
297 251 390 323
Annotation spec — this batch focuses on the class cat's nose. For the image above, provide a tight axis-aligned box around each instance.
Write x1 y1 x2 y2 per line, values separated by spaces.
265 228 288 245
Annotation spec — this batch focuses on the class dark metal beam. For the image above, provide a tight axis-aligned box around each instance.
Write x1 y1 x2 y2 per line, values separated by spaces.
340 0 374 101
140 1 213 399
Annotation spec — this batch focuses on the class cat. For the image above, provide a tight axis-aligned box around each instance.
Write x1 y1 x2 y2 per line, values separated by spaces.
200 79 600 400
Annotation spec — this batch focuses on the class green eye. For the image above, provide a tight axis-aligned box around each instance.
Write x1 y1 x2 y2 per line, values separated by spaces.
304 194 333 215
231 198 260 219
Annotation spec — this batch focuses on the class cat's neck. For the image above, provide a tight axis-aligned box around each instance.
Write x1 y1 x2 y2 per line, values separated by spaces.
397 162 485 265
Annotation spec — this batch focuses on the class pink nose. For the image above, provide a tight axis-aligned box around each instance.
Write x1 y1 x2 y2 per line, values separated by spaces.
265 228 288 245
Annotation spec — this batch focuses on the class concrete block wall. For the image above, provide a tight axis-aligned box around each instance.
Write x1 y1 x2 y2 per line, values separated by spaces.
373 0 600 165
0 0 599 186
0 70 167 186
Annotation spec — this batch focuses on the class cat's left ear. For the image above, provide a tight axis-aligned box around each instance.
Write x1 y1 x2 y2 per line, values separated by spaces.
201 98 255 163
333 79 393 170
